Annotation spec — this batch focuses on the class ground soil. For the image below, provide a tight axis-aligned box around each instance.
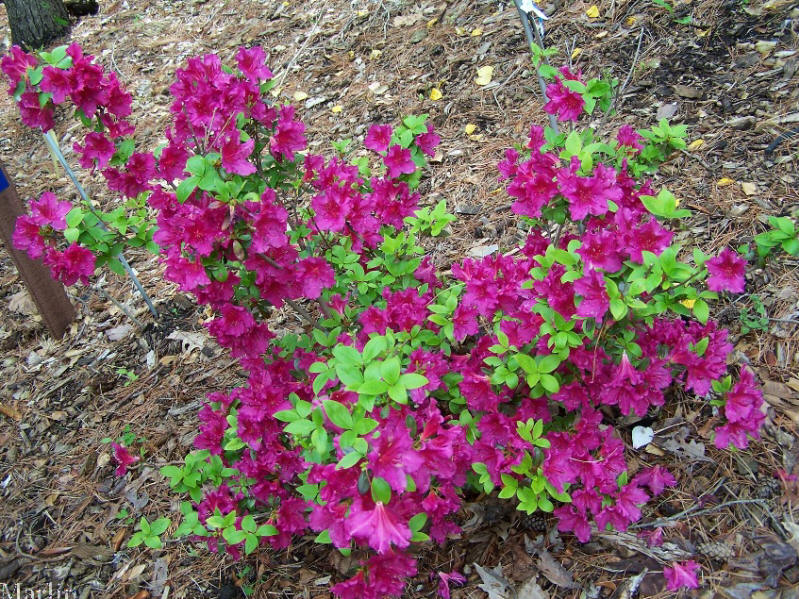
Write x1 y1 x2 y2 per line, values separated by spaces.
1 0 798 598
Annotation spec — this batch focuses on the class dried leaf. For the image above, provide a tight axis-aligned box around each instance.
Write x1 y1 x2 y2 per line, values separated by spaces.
717 177 735 187
517 578 549 599
656 103 679 120
474 563 512 599
430 88 442 101
741 182 757 195
166 330 205 353
150 557 169 597
331 105 343 113
106 324 133 341
586 5 600 18
537 550 578 588
293 90 308 101
0 402 22 421
687 139 704 151
464 123 478 135
475 65 494 86
8 290 36 315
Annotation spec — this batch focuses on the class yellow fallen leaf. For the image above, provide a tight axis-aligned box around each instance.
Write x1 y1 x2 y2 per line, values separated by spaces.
471 27 483 36
429 87 442 101
293 91 308 102
741 182 757 196
571 47 582 60
595 30 608 38
696 28 710 37
331 105 343 114
586 5 600 18
475 65 494 86
455 26 466 36
717 177 735 187
464 123 477 135
427 18 438 28
680 299 696 309
369 49 382 60
626 15 637 25
356 9 368 17
687 139 704 151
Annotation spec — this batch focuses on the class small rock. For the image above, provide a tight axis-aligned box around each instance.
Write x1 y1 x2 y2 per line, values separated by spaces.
455 203 481 215
674 84 703 99
727 116 756 130
656 102 679 120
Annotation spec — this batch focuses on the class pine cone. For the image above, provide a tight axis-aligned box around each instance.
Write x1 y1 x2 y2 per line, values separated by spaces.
698 540 734 560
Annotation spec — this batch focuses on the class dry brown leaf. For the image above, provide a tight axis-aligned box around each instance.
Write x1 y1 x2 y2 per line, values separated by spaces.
0 402 22 421
537 550 578 589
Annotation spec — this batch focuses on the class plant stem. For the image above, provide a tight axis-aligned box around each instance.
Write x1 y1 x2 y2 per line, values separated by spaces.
42 132 159 319
512 0 559 135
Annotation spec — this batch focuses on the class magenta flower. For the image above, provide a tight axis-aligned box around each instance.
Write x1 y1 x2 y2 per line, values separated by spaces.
617 125 643 151
29 191 71 230
347 501 411 553
435 571 466 599
416 124 441 157
270 105 306 161
220 134 256 176
383 145 416 178
44 244 96 286
111 442 140 476
12 215 47 259
706 248 746 293
365 124 393 153
543 79 585 122
40 65 74 104
559 163 622 221
294 257 335 299
74 132 116 170
235 46 273 82
663 561 700 591
574 268 609 319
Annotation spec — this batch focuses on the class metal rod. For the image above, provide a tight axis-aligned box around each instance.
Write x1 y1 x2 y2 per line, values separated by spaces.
512 0 559 134
42 132 159 319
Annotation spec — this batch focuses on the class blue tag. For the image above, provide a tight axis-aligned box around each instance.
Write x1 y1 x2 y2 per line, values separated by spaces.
0 168 8 193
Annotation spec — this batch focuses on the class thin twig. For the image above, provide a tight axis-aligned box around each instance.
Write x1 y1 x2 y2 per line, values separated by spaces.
275 4 325 91
94 285 146 329
615 28 645 112
630 498 770 529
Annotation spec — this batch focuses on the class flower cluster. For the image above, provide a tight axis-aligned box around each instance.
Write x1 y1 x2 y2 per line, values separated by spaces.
12 191 95 285
4 42 765 599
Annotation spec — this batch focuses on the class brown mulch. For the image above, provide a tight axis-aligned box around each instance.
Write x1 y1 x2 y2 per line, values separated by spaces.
1 0 798 598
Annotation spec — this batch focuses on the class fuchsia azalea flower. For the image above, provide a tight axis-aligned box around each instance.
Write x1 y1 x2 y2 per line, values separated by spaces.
12 215 47 259
416 124 441 157
706 248 746 293
43 244 96 286
663 561 700 591
435 571 466 599
383 145 416 178
74 132 116 170
616 125 643 151
111 442 139 476
28 191 71 230
543 78 585 122
365 124 393 153
574 267 609 319
347 501 411 554
220 134 256 176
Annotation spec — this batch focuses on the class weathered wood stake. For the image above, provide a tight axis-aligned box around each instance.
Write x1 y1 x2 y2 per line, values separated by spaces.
0 161 75 338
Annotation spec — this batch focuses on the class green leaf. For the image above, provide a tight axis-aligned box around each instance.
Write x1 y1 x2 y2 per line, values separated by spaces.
315 529 332 544
127 532 144 547
323 400 353 429
256 524 278 537
399 373 428 389
357 379 389 395
354 418 379 435
380 357 401 385
362 336 387 361
387 383 408 404
149 517 170 536
335 363 363 388
693 299 709 324
223 527 247 545
284 420 316 435
336 451 362 470
408 513 427 532
245 535 258 554
176 176 199 203
144 535 163 549
241 515 257 533
332 344 362 366
371 476 392 504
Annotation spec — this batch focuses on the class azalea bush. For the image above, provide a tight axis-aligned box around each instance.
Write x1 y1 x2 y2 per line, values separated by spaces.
2 42 766 597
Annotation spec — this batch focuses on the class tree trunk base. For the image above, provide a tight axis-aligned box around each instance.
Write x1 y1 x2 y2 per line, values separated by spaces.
64 0 99 17
4 0 71 51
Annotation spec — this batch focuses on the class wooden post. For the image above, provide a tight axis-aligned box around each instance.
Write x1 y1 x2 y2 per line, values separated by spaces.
0 161 75 338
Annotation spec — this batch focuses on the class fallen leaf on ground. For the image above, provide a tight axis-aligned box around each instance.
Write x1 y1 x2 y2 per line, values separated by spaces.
474 563 512 599
430 88 442 101
167 330 205 353
106 324 133 341
717 177 735 187
518 577 549 599
475 65 494 86
8 290 36 315
537 549 578 588
586 5 600 18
